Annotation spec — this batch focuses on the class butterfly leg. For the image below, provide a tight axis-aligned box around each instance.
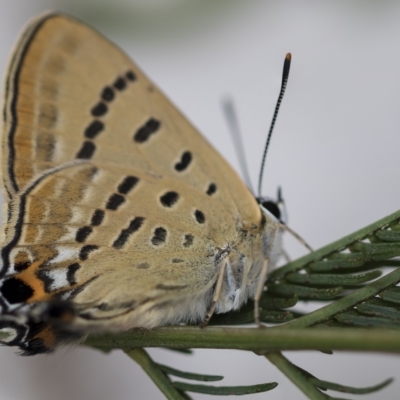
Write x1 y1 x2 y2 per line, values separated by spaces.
279 223 313 252
200 259 228 328
254 258 269 327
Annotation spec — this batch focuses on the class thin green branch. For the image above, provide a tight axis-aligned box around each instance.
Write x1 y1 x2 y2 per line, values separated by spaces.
265 352 326 399
125 348 186 400
84 326 400 353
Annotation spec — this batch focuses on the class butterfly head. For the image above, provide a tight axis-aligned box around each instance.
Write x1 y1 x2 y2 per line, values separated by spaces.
257 187 287 225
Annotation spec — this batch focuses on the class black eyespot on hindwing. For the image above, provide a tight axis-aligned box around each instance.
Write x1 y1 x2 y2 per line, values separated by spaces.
1 278 33 304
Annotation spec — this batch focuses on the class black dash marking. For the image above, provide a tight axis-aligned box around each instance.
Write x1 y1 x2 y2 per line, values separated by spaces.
171 258 184 263
36 269 53 293
156 284 188 290
137 262 150 269
79 245 99 261
175 151 192 172
91 102 108 117
14 261 30 272
195 210 205 224
67 263 81 285
126 70 136 81
91 209 105 226
152 227 167 246
183 234 194 248
84 120 104 139
160 191 179 207
1 278 33 304
206 183 217 196
75 226 93 243
114 77 127 90
113 217 145 249
134 118 161 143
118 176 139 194
101 86 115 102
76 141 96 159
106 193 125 210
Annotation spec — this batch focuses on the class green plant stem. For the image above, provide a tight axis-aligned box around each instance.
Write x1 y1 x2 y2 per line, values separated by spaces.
281 267 400 329
265 352 326 400
125 348 186 400
85 326 400 353
270 209 400 280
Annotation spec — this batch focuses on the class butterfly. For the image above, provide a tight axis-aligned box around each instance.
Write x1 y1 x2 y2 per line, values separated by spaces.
0 12 284 355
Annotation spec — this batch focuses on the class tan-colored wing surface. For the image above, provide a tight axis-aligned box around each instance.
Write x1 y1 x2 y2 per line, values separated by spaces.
2 13 260 226
0 13 265 351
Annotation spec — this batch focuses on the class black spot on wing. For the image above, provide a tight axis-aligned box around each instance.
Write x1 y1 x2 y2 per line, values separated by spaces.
206 183 217 195
101 86 114 102
152 227 167 246
114 76 127 90
75 226 92 243
126 70 136 81
160 191 179 207
106 194 125 210
113 217 145 249
67 263 81 285
84 120 104 139
195 210 205 224
175 151 192 172
91 102 108 117
76 141 96 159
183 234 194 248
118 176 139 194
91 209 105 226
134 118 161 143
79 245 99 261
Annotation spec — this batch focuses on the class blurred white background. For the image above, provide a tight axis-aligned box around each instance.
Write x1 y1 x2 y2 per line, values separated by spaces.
1 1 400 399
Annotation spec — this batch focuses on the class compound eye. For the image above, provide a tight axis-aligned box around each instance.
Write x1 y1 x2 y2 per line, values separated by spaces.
261 200 281 220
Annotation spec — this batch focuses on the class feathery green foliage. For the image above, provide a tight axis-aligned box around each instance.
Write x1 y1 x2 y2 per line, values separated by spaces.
84 209 400 399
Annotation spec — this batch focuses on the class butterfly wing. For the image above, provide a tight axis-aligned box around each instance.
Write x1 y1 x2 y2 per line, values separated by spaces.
0 13 263 353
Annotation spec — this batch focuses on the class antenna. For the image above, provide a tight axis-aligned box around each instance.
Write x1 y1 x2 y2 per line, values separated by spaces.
257 53 292 197
222 98 255 194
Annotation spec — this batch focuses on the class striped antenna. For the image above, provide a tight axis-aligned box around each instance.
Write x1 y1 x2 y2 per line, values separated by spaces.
257 53 292 197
